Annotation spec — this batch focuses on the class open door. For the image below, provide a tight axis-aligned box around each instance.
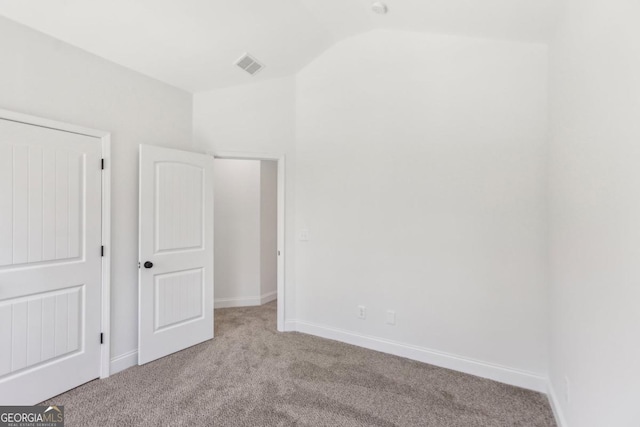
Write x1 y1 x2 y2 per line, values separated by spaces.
138 145 214 365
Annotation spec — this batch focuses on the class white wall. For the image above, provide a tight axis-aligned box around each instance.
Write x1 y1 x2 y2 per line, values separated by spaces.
548 0 640 425
260 160 278 300
193 76 296 318
212 159 278 308
0 17 194 365
213 159 261 307
194 30 550 390
295 30 549 384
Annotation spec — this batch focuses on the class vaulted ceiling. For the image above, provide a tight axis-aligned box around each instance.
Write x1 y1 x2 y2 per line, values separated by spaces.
0 0 558 92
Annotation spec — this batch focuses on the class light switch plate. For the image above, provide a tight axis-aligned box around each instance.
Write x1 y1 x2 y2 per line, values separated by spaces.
357 305 366 319
386 310 396 325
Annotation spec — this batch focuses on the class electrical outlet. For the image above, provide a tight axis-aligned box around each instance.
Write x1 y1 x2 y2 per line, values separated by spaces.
385 310 396 325
357 305 366 319
298 229 309 241
564 376 570 403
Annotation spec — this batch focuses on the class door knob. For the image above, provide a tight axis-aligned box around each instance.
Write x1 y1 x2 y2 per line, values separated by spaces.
144 261 153 269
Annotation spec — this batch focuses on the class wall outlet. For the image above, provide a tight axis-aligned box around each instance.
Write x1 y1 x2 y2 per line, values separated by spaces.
385 310 396 325
298 229 309 241
357 305 366 319
564 376 570 403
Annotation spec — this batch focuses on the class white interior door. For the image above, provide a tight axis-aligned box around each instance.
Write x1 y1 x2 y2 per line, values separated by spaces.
138 145 214 365
0 118 102 405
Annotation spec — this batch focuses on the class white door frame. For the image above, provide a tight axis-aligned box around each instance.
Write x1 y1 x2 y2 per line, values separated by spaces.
0 109 112 379
210 151 285 332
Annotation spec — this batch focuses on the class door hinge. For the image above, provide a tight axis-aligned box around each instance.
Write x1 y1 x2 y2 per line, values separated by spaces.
100 333 104 344
101 158 105 170
101 246 104 257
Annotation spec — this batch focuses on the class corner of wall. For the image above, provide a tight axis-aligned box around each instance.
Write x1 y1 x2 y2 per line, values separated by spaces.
547 380 568 427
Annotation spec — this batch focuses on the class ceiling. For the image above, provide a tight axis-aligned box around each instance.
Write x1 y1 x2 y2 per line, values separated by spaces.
0 0 557 93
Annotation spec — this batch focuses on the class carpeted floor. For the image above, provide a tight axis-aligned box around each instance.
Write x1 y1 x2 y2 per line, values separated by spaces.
44 301 556 426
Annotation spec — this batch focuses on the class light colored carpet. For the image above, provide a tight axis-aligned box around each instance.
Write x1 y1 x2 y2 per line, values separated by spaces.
44 301 556 426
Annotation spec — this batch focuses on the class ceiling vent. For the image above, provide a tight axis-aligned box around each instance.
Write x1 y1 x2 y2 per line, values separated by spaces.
371 2 388 14
235 53 265 76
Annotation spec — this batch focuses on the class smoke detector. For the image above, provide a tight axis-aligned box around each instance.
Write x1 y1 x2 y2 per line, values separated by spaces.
235 53 265 76
371 2 388 14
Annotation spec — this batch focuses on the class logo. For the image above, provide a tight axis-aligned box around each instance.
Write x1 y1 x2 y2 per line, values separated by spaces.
0 406 64 427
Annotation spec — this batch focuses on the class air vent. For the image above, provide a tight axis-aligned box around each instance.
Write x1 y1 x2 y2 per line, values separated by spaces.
235 53 265 76
371 2 388 14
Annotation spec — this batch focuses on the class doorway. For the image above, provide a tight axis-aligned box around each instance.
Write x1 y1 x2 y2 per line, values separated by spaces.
212 153 285 331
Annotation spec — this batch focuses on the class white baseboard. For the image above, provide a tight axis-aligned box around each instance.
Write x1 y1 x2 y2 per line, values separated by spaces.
110 350 138 375
547 381 568 427
215 292 277 309
215 296 261 308
288 320 547 393
284 320 297 332
260 291 277 305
